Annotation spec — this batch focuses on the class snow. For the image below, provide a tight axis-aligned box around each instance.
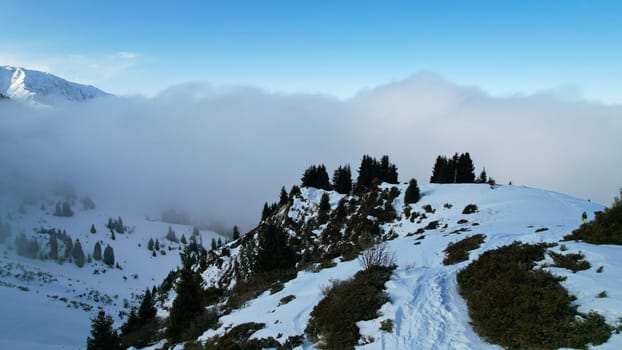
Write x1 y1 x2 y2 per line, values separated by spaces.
0 193 225 349
2 182 621 349
195 183 621 349
0 66 109 106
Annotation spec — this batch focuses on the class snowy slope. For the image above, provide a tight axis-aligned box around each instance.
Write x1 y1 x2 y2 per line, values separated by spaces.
190 184 621 350
0 66 109 105
0 193 225 350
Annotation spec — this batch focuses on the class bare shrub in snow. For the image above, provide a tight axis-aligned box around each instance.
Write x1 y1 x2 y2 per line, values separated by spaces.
358 244 396 270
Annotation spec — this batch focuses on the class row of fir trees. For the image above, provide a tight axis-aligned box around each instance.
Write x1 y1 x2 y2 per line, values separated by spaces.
300 155 399 194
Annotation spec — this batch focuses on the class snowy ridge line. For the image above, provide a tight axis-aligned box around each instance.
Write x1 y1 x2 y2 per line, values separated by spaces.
0 65 110 106
167 183 622 349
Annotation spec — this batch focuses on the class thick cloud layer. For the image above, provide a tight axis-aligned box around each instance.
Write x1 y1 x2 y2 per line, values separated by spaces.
1 73 620 232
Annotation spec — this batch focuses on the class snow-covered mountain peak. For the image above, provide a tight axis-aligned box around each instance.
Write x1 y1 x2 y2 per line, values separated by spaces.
0 65 110 105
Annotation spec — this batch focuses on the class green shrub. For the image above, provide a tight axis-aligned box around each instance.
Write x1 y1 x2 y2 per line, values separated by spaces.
462 204 478 214
379 319 394 333
305 266 394 349
564 205 622 244
548 251 591 273
422 204 435 214
202 322 279 350
120 317 163 349
278 294 296 306
443 234 486 265
424 220 439 230
457 242 611 350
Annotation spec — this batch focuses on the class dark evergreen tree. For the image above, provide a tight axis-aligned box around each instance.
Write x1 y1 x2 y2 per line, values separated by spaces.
106 218 114 231
332 165 353 194
357 155 399 188
357 155 377 188
232 225 240 240
319 192 331 213
386 164 399 184
261 202 270 221
111 230 115 240
404 178 421 204
72 239 85 267
115 217 125 234
49 234 58 260
103 245 115 266
279 186 289 206
138 288 157 322
318 192 331 223
301 164 331 190
167 251 205 342
253 222 297 273
90 224 96 234
147 238 154 251
86 310 122 350
334 198 348 221
62 200 74 217
121 307 139 335
431 153 477 184
93 242 102 261
211 238 217 251
289 185 301 198
54 202 63 216
64 236 74 259
154 239 160 251
180 234 187 244
166 225 178 242
217 237 223 247
478 168 488 184
456 152 476 183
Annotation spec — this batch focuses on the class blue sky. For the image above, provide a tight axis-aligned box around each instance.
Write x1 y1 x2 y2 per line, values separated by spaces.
1 0 621 102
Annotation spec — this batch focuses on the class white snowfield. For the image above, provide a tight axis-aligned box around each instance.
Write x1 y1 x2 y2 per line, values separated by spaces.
0 66 109 106
196 183 622 350
0 195 224 350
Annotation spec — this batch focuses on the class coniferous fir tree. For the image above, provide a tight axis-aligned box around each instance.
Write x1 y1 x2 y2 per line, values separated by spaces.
138 288 157 322
357 155 399 188
430 152 476 184
332 165 353 194
301 164 331 190
404 178 421 205
103 245 114 266
232 225 240 240
86 310 122 350
318 192 331 223
167 250 205 342
147 238 154 251
49 234 58 260
93 242 102 261
279 186 289 206
253 222 297 274
478 168 488 184
90 224 96 234
72 239 85 267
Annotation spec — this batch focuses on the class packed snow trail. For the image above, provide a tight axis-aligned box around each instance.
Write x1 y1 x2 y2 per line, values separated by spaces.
359 266 499 350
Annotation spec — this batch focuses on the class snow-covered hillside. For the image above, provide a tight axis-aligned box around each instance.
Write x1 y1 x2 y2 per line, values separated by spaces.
0 66 109 105
0 192 225 350
169 183 621 350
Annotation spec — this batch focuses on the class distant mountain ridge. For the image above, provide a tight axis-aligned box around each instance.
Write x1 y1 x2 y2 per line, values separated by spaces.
0 65 110 105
